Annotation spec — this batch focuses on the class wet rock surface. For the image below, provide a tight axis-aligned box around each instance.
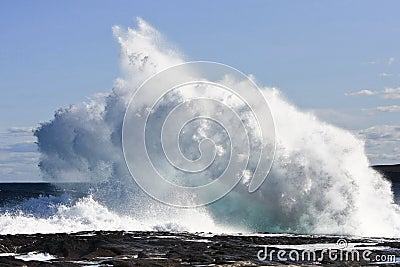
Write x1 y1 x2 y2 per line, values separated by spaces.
0 231 399 266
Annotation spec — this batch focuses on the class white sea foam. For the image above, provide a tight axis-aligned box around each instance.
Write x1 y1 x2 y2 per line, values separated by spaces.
0 194 231 234
14 252 57 262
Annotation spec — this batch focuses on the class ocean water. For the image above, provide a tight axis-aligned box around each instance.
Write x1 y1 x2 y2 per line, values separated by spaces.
0 183 88 207
1 18 400 237
0 182 237 234
0 181 399 236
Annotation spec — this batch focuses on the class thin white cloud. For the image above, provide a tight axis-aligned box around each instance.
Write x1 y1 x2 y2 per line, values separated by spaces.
364 57 395 66
345 89 376 96
7 126 35 134
345 87 400 99
0 128 40 181
357 125 400 165
376 105 400 112
4 142 37 153
379 72 393 77
382 87 400 99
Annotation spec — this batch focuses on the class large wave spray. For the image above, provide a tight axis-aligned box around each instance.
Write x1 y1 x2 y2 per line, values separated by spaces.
2 18 399 237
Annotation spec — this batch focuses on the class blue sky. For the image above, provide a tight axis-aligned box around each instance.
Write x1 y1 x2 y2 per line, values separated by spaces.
1 1 399 180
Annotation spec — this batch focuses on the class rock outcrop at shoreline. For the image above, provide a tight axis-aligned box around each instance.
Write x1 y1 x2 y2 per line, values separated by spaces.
372 164 400 183
0 231 399 266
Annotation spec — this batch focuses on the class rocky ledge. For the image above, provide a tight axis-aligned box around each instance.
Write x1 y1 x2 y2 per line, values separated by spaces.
373 164 400 183
0 231 399 266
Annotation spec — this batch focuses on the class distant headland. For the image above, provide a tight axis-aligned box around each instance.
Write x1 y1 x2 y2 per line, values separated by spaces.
372 164 400 183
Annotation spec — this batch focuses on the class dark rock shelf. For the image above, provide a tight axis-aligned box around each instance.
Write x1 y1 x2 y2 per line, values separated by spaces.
372 164 400 183
0 231 399 266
